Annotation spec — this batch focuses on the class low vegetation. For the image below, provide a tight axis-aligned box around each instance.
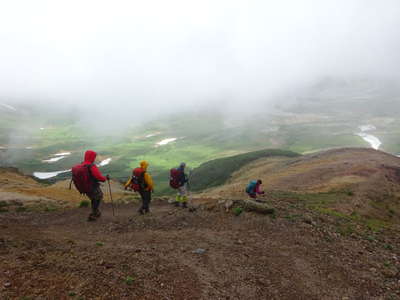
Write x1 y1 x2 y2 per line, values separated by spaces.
5 94 400 196
233 207 243 216
190 149 299 191
79 200 90 208
1 144 400 298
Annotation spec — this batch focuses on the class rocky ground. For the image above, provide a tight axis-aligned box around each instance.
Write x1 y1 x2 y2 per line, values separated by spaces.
1 196 399 300
1 148 400 299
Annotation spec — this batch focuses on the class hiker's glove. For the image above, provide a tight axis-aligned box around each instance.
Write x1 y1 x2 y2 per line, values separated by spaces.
106 175 110 181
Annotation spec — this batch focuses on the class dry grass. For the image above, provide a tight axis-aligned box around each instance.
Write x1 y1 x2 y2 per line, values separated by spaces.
199 148 400 223
0 169 127 207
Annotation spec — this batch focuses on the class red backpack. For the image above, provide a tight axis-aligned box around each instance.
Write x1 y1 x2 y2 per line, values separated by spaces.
71 163 94 194
169 168 181 189
131 167 146 192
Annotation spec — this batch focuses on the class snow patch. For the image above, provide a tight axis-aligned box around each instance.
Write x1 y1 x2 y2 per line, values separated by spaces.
33 170 70 179
356 124 382 150
145 132 161 138
98 158 112 166
0 103 17 111
43 156 66 163
156 138 177 146
42 152 71 163
357 133 382 150
54 152 71 156
358 125 376 132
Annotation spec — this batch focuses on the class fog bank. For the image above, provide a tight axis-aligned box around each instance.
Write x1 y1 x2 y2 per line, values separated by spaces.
0 0 399 121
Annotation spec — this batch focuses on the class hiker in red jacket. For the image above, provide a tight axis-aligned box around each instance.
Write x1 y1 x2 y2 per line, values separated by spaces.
82 150 109 221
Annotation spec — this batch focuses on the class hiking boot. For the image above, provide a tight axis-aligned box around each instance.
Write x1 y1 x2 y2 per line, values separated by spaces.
94 210 101 218
87 214 97 222
182 202 187 208
138 209 144 215
174 201 180 207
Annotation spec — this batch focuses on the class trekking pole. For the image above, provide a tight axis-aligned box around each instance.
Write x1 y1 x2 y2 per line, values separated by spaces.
107 178 115 217
187 170 192 205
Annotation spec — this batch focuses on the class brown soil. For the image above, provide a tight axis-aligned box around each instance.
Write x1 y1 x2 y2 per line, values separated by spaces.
1 198 399 300
1 149 400 299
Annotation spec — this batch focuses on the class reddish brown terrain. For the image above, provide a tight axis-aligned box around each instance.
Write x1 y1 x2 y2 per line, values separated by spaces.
1 148 400 299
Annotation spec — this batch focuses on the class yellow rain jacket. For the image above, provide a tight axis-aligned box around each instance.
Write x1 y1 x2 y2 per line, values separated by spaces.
124 160 154 192
140 160 154 191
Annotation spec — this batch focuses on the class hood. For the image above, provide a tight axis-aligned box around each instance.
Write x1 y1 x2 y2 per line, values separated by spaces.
84 150 97 163
140 160 149 171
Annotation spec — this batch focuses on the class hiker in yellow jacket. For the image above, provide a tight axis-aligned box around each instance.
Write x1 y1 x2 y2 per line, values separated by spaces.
125 160 154 215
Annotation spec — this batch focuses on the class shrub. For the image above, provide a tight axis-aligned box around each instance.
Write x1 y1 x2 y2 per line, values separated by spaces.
16 206 27 212
45 206 57 212
365 235 376 242
384 243 393 250
79 200 90 208
125 276 135 285
233 207 243 216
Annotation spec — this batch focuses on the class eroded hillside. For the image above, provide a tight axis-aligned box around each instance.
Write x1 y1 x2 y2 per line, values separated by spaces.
0 168 126 212
200 148 400 224
1 149 400 299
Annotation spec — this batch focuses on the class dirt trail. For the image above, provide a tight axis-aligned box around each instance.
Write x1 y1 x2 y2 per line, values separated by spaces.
1 199 399 299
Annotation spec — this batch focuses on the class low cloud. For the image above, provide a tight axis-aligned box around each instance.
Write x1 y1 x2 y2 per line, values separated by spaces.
0 0 399 123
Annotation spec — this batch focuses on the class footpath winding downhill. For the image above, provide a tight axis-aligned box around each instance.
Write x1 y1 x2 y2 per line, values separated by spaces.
1 148 400 299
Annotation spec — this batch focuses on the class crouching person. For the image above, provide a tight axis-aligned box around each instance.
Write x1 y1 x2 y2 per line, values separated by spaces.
125 160 154 215
72 150 109 221
245 179 264 199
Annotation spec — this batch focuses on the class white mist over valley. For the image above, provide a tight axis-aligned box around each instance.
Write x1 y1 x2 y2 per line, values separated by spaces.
0 0 399 192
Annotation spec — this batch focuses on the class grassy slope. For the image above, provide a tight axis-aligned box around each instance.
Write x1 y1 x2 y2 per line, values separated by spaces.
197 148 400 236
2 85 400 195
0 111 394 195
190 149 300 191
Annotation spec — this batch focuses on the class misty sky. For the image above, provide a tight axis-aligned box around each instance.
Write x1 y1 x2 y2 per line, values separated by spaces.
0 0 399 118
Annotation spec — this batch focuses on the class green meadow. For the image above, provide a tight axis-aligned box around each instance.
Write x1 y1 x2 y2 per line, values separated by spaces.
1 91 400 195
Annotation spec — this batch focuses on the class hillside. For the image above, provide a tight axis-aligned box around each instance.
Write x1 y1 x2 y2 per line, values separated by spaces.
2 84 400 196
198 148 400 226
1 148 400 299
189 149 300 191
0 168 127 213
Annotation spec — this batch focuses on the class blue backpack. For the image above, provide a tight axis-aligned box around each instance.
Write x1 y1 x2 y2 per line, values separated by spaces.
246 180 257 193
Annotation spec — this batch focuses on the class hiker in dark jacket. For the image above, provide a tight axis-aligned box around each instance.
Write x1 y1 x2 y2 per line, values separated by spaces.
175 162 189 208
83 150 109 221
246 179 264 199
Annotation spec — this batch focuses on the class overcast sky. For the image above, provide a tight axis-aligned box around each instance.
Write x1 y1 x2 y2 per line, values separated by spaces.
0 0 399 118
